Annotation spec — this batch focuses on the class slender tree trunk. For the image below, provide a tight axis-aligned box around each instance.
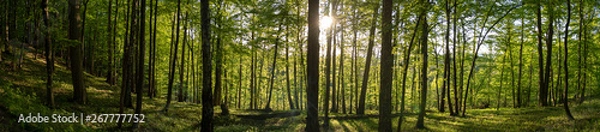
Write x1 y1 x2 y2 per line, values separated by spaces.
250 39 255 109
133 0 146 128
563 0 575 120
543 1 554 107
357 4 379 115
443 0 452 115
535 0 548 107
397 13 421 132
339 7 346 113
517 14 524 108
306 0 320 130
200 0 214 130
179 13 188 102
42 0 54 108
106 0 115 85
351 8 358 114
416 1 429 128
163 0 181 112
285 32 295 110
265 24 282 111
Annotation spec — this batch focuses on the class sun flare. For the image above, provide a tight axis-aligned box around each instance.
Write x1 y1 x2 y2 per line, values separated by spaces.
320 16 333 29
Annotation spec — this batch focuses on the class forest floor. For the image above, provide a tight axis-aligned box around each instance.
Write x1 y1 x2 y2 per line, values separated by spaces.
1 52 599 131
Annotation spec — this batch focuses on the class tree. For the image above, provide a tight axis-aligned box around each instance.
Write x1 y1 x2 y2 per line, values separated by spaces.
264 24 282 111
534 0 547 107
200 0 214 131
397 9 422 132
305 0 319 130
134 0 147 128
106 0 115 86
69 0 86 104
357 3 379 115
379 0 392 130
415 0 428 128
562 0 575 120
42 0 54 108
543 0 554 107
285 29 295 110
163 0 182 112
517 12 524 108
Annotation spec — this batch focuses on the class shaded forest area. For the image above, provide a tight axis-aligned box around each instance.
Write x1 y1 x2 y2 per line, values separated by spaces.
0 0 599 131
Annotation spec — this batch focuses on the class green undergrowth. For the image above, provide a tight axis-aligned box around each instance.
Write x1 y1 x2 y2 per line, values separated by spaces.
1 53 599 131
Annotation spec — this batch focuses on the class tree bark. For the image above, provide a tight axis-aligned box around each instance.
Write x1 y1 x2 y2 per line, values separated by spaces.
42 0 55 108
265 24 282 111
357 4 379 115
563 0 575 120
543 1 554 107
163 0 181 112
134 0 146 128
285 31 295 110
416 1 429 128
535 0 548 107
306 0 320 130
379 0 393 130
69 0 86 104
200 0 214 130
397 11 421 132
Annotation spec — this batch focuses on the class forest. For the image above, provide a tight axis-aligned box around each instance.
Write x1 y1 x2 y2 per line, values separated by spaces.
0 0 599 131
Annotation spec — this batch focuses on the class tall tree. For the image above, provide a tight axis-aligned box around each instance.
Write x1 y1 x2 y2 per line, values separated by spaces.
305 0 319 130
357 3 379 115
379 0 392 130
163 0 182 112
324 0 335 126
264 24 282 111
441 0 451 114
416 0 429 128
562 0 575 120
179 12 188 102
134 0 147 128
397 10 422 132
543 0 554 107
535 0 548 106
200 0 214 130
106 0 115 85
517 12 524 108
69 0 86 104
42 0 54 108
285 29 295 110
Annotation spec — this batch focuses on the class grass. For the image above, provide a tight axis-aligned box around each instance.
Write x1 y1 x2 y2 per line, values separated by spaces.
1 52 599 131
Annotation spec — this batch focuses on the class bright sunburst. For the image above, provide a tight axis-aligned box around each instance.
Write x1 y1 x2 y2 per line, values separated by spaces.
320 16 333 29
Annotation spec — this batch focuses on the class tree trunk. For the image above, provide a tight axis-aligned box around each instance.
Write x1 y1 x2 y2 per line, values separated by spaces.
517 14 524 108
535 0 548 107
379 0 393 130
179 13 188 103
543 1 554 107
163 0 181 112
200 0 214 130
397 12 421 132
305 0 319 130
106 0 115 85
357 4 379 115
134 0 146 128
69 0 86 104
265 24 281 111
285 32 295 110
42 0 54 108
416 2 429 128
562 0 575 120
443 0 452 115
